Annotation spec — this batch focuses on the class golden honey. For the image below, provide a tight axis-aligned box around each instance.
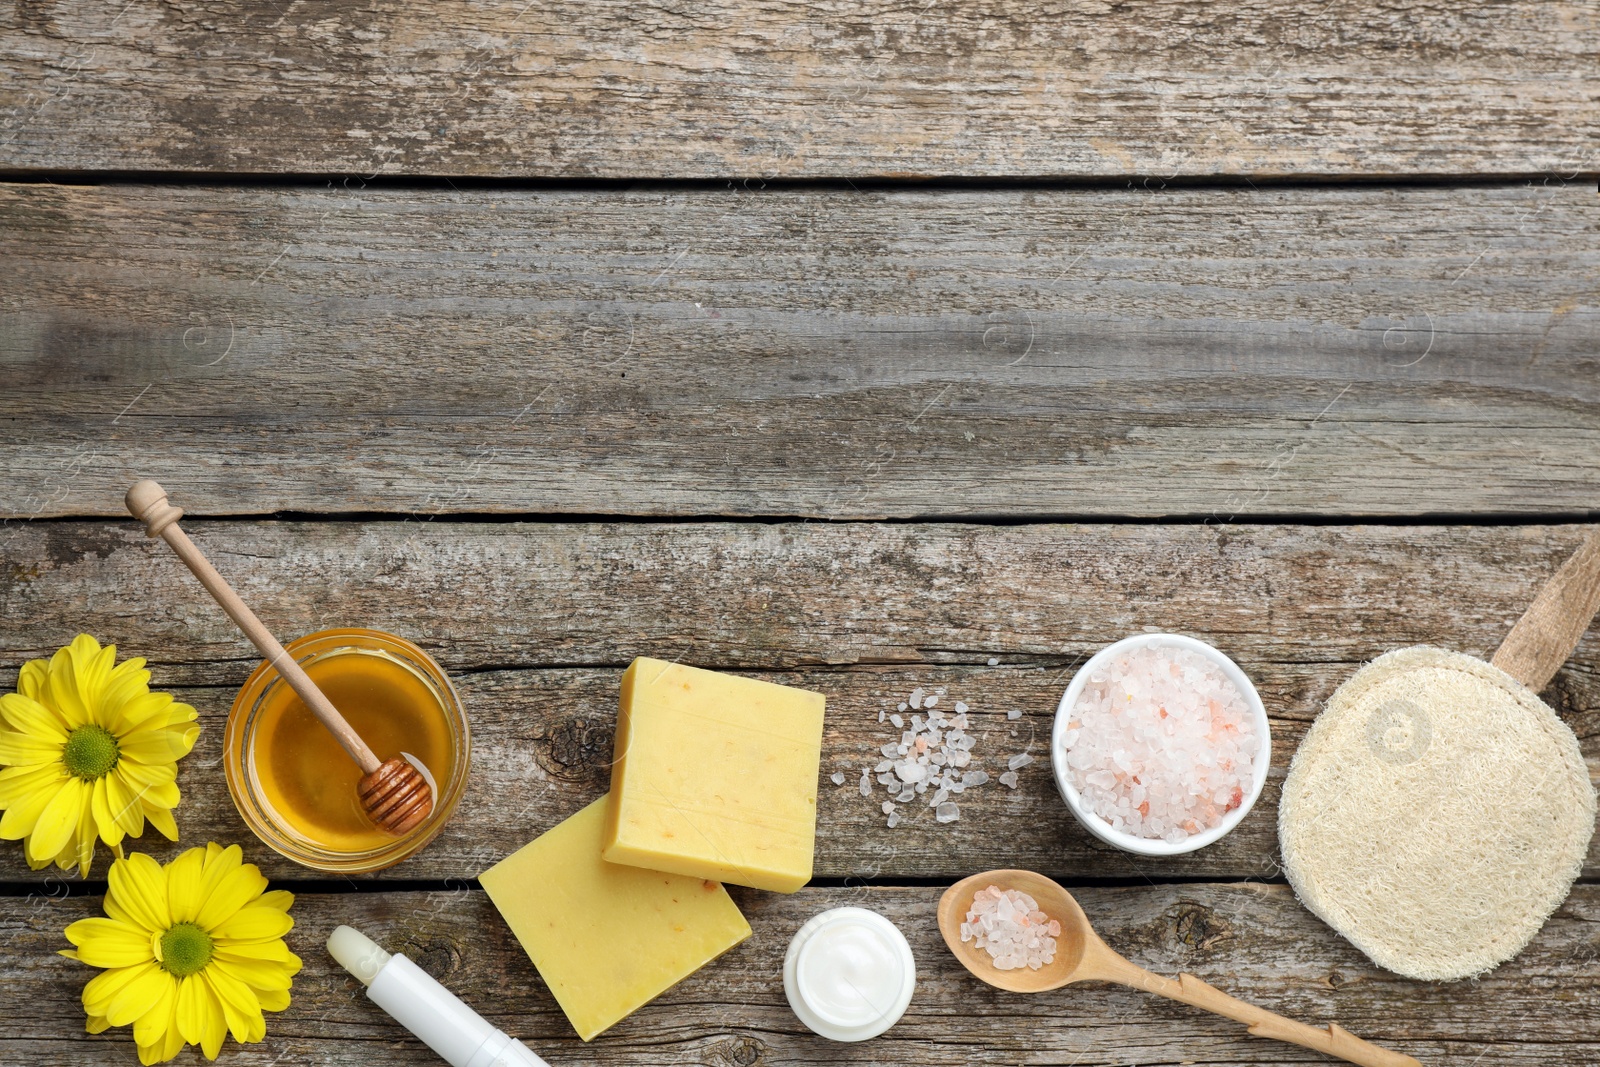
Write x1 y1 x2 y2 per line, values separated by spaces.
225 629 470 872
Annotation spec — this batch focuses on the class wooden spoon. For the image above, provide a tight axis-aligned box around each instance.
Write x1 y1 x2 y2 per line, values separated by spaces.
125 479 433 835
938 870 1423 1067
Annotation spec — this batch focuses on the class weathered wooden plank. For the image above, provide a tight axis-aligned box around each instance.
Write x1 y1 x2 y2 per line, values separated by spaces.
3 181 1598 520
1 2 1596 178
3 883 1597 1065
1 521 1595 883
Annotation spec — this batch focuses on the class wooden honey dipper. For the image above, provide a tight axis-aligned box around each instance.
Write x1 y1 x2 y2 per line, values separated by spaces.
126 480 434 835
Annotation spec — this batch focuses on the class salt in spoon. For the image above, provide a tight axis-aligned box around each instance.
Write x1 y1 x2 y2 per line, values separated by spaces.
126 479 433 835
938 869 1423 1067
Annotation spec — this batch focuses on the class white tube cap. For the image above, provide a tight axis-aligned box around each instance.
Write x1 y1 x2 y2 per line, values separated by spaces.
327 925 392 987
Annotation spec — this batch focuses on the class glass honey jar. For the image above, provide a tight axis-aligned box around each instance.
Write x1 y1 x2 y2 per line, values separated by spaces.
224 628 470 873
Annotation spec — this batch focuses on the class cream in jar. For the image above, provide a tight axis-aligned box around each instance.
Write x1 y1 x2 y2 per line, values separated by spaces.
783 907 915 1041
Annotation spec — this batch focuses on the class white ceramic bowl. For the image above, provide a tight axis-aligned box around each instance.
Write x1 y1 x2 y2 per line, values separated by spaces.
1050 633 1271 857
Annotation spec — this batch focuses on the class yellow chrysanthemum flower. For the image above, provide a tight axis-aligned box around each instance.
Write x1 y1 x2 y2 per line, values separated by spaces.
61 844 301 1064
0 634 199 876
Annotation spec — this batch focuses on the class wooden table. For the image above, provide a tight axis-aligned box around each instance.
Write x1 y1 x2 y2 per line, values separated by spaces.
2 4 1597 1064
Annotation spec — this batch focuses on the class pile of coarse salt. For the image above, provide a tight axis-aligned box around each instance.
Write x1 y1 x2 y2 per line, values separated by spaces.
961 885 1061 971
1062 643 1258 843
828 685 1035 828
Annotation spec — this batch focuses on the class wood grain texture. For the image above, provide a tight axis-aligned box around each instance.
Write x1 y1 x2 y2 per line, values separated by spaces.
4 181 1599 521
4 883 1598 1065
1 1 1597 178
1 520 1596 883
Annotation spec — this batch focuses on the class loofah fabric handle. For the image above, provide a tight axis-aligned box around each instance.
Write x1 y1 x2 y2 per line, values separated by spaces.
1492 531 1600 692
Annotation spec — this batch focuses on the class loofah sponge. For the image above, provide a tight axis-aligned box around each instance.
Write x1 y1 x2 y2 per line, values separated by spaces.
1280 645 1595 982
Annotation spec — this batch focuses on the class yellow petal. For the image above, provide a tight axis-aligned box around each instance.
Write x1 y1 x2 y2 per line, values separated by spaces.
64 913 143 946
198 975 228 1059
212 953 296 991
213 939 291 963
26 782 94 875
254 890 295 913
75 636 119 726
99 656 152 724
17 658 49 703
132 969 178 1047
0 764 69 823
124 775 180 811
0 773 65 842
119 759 177 788
165 846 208 924
104 768 147 838
119 759 180 809
202 963 262 1044
159 1020 187 1064
0 728 64 767
65 916 156 968
195 842 245 889
197 862 267 932
137 1040 168 1066
44 646 89 727
144 803 179 842
0 692 69 740
91 777 125 848
119 726 196 766
109 852 171 933
0 759 67 795
153 780 182 810
164 701 199 726
26 776 85 862
106 963 172 1028
73 785 99 876
83 960 159 1016
86 1014 112 1034
213 906 293 944
103 891 137 928
254 985 291 1013
117 691 177 733
175 975 207 1045
48 636 103 728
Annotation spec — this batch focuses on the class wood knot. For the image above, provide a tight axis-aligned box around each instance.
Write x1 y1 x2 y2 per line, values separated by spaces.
407 939 462 981
45 526 124 566
536 716 614 783
1173 902 1235 951
704 1034 766 1066
1540 670 1579 715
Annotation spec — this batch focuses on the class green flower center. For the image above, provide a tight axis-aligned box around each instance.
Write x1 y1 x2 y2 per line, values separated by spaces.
61 724 119 780
158 922 214 978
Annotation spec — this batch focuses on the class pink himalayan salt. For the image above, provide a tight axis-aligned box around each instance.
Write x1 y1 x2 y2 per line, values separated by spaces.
960 885 1062 971
1063 644 1258 844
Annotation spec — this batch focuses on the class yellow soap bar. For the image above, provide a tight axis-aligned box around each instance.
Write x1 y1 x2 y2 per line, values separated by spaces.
479 797 751 1041
602 657 826 893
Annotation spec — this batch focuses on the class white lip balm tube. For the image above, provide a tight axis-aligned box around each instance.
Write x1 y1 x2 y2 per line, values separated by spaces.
328 925 551 1067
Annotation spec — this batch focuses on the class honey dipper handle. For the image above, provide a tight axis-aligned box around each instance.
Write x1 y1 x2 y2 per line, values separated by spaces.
1081 941 1424 1067
125 480 381 775
1492 530 1600 692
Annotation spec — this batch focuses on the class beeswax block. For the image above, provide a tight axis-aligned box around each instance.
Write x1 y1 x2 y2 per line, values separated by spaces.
479 797 751 1041
602 657 826 893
